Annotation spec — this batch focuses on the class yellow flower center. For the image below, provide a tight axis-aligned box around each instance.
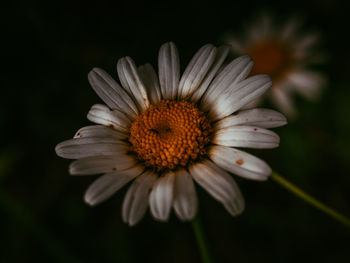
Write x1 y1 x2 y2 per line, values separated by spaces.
129 100 212 171
247 39 294 83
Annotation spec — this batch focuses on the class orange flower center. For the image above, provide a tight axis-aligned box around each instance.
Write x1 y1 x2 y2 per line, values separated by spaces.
247 39 294 82
129 100 212 171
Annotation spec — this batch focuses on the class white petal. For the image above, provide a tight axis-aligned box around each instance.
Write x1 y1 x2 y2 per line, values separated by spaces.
74 125 128 140
122 170 158 226
214 108 287 129
173 169 197 221
149 172 175 221
117 57 150 111
227 38 246 54
286 71 325 100
294 33 319 53
55 137 129 159
213 125 280 149
138 63 162 105
209 145 271 181
189 160 245 216
208 75 272 121
270 87 296 118
158 42 180 99
238 96 263 110
88 68 138 118
84 165 144 206
191 45 230 102
69 155 136 175
281 16 301 41
87 104 130 133
178 44 216 99
248 13 272 41
201 55 254 112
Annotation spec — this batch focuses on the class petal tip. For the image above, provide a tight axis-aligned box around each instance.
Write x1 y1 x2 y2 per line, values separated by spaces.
84 196 96 206
54 142 66 158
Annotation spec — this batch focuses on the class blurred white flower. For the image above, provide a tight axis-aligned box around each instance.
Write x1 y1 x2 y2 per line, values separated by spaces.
224 14 326 117
55 42 286 226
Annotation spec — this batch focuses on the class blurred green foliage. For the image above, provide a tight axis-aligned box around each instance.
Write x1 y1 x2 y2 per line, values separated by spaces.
2 0 349 262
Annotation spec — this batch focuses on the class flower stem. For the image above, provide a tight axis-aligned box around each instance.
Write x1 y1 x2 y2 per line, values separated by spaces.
271 171 350 228
192 216 212 263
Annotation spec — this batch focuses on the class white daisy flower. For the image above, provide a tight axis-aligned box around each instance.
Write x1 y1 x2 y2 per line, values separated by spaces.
55 42 287 226
224 14 326 117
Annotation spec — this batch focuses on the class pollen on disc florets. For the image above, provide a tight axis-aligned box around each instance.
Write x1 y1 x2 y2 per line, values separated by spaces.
129 100 212 171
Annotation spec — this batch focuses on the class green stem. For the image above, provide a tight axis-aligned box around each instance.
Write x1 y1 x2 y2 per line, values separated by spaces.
271 171 350 228
192 216 212 263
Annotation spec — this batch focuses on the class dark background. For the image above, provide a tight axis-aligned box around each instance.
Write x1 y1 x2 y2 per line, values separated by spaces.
2 0 350 262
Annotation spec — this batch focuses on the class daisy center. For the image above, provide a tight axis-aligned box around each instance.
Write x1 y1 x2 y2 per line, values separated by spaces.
129 100 212 171
247 39 294 82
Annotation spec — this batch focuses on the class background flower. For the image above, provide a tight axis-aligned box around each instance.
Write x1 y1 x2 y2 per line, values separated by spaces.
224 12 327 117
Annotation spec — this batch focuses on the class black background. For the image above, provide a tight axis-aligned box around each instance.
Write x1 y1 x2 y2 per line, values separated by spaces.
2 0 350 262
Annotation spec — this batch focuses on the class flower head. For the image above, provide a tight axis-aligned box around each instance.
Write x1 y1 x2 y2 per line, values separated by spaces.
55 42 287 226
224 14 326 117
